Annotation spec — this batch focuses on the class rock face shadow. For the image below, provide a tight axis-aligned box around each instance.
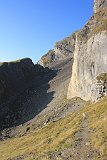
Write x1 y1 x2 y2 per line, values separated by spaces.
0 69 57 130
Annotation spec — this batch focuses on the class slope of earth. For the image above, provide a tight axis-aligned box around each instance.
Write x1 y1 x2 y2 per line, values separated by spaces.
0 56 85 140
0 97 107 160
0 58 50 130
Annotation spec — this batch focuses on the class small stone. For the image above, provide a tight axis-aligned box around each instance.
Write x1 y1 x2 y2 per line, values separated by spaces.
85 142 90 146
87 154 90 158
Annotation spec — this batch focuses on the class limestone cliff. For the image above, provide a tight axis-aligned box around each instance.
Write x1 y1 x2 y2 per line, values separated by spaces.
67 0 107 102
38 32 76 68
94 0 107 13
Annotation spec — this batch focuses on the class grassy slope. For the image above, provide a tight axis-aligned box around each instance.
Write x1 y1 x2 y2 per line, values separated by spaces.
0 98 107 160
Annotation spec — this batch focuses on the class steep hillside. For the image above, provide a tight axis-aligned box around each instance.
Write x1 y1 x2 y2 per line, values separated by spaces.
0 97 107 160
0 56 77 140
67 0 107 102
0 58 50 130
38 32 76 68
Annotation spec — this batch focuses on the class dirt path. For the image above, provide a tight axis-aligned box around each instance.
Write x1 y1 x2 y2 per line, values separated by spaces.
72 116 96 160
56 115 99 160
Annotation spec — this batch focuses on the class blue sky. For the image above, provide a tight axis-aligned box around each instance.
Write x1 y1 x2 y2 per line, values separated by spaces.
0 0 93 63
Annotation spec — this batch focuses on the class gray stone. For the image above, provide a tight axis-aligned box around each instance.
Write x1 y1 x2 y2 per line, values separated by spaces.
38 32 76 68
94 0 107 13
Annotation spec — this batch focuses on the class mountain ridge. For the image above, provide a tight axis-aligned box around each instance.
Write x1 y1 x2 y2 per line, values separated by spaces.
38 32 76 68
0 0 107 159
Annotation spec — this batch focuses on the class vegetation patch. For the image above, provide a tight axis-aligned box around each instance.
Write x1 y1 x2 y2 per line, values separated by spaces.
0 97 107 159
77 9 107 43
88 98 107 160
0 109 82 160
96 73 107 83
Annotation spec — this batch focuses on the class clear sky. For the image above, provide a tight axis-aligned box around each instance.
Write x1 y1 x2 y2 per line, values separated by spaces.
0 0 94 63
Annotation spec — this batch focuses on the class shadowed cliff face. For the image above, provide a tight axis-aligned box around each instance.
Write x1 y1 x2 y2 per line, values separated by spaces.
0 56 73 140
0 71 56 130
0 58 50 103
0 58 53 130
0 58 34 102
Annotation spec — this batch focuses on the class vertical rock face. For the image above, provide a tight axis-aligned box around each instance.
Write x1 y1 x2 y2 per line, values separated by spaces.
94 0 107 13
67 0 107 102
67 31 107 101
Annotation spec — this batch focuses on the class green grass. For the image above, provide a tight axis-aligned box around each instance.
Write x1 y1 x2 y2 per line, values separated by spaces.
0 97 107 160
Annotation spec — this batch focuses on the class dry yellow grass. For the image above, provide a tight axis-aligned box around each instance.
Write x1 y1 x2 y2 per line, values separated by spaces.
0 97 107 160
0 110 82 160
77 8 107 43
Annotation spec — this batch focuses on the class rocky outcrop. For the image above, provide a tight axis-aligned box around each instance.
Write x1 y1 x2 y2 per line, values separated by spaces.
94 0 107 13
95 73 107 100
38 33 76 67
38 50 56 67
0 58 50 118
67 0 107 102
0 58 48 99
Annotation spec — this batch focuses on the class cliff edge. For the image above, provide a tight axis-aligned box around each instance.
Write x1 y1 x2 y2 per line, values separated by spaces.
38 32 76 68
67 0 107 102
